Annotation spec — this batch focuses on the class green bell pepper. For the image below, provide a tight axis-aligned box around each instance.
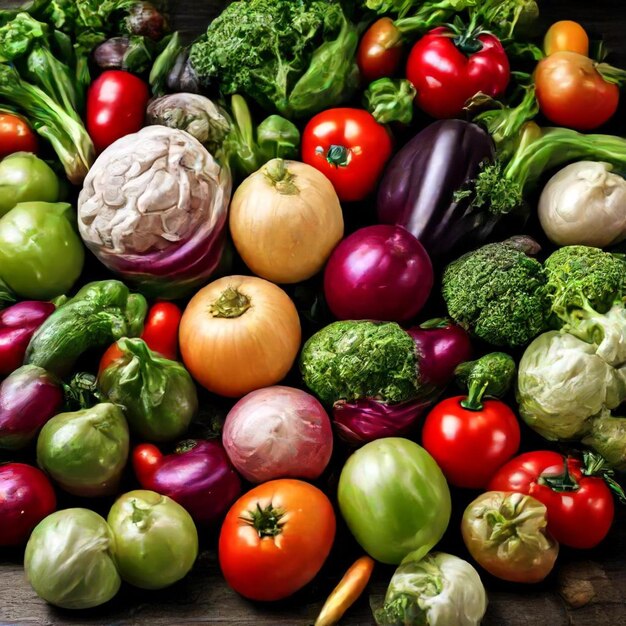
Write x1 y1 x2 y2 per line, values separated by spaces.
0 201 84 300
25 280 147 377
98 338 198 442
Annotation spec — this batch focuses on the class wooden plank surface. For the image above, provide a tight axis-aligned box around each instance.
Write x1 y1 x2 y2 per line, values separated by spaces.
2 0 626 624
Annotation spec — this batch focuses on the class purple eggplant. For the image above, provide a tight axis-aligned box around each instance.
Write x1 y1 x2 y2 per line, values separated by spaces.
0 301 55 376
0 365 64 450
301 318 472 445
134 439 242 525
377 119 496 257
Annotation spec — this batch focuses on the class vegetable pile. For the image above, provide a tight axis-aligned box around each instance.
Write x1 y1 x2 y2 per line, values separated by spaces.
2 1 626 624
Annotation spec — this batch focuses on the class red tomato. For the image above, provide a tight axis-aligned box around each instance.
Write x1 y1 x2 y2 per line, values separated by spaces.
535 51 619 130
86 70 150 153
0 113 38 158
0 463 56 546
219 479 336 601
98 302 182 374
140 302 182 361
488 451 615 549
357 18 404 83
422 396 521 489
301 108 393 202
406 26 510 119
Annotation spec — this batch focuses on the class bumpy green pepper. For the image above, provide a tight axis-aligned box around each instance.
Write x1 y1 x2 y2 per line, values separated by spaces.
36 403 129 497
0 201 84 300
0 152 60 216
25 280 147 377
98 338 198 442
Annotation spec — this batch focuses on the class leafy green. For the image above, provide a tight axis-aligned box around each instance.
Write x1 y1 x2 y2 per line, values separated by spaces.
364 78 416 125
442 237 549 348
0 278 16 310
300 320 419 405
189 0 359 118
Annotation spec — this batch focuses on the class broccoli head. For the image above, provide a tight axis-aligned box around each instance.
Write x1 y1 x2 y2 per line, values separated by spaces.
455 352 517 410
299 320 419 406
544 246 626 322
442 236 549 348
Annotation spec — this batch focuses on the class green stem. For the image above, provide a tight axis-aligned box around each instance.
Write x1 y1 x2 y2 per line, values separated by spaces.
582 451 626 503
210 287 251 319
596 62 626 86
176 439 199 454
326 144 351 167
460 379 487 411
240 503 285 539
538 457 579 492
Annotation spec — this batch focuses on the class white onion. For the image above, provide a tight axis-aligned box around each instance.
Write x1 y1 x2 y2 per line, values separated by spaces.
223 386 333 483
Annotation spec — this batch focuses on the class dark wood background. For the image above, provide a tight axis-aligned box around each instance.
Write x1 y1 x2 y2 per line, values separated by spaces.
2 1 626 624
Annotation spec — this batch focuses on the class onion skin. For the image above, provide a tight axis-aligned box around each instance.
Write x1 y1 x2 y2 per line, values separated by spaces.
333 320 472 445
324 225 433 322
135 440 242 525
223 386 333 483
0 365 64 450
0 301 55 376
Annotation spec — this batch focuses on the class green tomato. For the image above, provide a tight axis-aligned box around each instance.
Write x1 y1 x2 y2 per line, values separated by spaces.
107 490 199 590
37 403 129 497
0 152 60 217
338 437 451 565
24 508 121 609
0 201 84 300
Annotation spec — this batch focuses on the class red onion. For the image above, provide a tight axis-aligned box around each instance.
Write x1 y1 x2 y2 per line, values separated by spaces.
223 386 333 483
324 225 433 322
0 301 55 376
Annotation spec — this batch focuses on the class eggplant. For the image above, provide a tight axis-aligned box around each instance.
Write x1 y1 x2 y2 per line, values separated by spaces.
377 119 496 257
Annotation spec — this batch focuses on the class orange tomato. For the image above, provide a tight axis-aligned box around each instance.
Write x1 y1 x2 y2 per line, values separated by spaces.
179 275 301 397
535 51 619 130
543 20 589 57
0 113 38 158
219 479 336 601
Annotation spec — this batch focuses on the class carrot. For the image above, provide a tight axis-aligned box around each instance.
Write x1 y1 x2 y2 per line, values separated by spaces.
314 556 375 626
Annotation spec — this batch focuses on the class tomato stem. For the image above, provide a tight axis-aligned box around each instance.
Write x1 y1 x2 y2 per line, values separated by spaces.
210 287 251 319
460 379 487 411
241 503 286 538
582 451 626 503
538 457 579 492
325 144 351 168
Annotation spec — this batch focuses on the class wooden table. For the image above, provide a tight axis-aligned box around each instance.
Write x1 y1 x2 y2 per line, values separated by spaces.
2 1 626 624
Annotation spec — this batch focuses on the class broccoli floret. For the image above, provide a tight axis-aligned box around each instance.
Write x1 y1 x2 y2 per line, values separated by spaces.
299 320 419 406
442 237 549 348
455 352 517 409
544 246 626 321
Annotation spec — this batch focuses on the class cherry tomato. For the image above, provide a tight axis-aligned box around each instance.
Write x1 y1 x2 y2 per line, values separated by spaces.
140 302 182 361
488 451 615 549
0 463 56 546
301 108 393 202
544 21 589 57
132 443 162 488
535 51 619 130
98 301 182 374
406 26 510 119
219 479 336 601
421 396 521 489
357 18 404 83
86 70 150 153
0 113 38 158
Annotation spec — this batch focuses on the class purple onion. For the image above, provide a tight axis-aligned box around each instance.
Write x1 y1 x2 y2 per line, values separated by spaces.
0 365 64 450
324 225 433 322
0 301 55 376
145 439 242 526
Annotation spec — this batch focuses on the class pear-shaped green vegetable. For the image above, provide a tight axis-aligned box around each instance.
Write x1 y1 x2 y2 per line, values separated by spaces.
36 403 129 497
